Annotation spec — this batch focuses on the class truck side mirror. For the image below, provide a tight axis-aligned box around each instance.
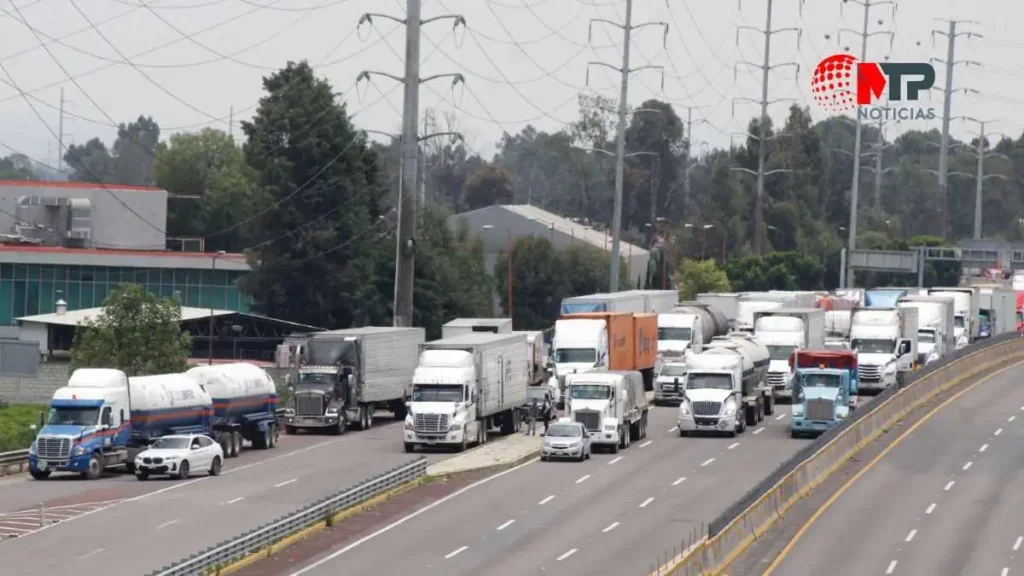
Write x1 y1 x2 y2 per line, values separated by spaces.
347 374 355 386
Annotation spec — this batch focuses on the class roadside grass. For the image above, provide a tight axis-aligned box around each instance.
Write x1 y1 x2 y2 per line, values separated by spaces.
0 403 44 452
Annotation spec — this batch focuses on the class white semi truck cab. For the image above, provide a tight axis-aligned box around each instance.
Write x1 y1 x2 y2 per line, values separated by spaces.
849 307 917 394
548 318 607 407
752 308 825 402
928 288 980 348
566 371 649 452
657 312 702 361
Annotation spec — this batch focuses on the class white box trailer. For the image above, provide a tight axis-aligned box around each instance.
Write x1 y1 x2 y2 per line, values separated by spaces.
696 292 743 327
514 330 547 386
442 318 513 338
977 288 1016 337
735 293 798 332
623 290 680 313
561 290 676 314
927 287 981 344
898 295 955 363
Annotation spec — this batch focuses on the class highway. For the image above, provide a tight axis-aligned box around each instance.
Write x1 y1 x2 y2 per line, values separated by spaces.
764 361 1024 576
287 405 806 576
0 416 442 575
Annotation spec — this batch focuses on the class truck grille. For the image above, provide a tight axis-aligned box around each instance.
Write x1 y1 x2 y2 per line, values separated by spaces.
36 436 70 459
415 413 448 433
805 398 835 421
661 382 681 391
767 372 788 388
574 410 601 431
691 401 721 416
295 394 324 416
860 365 881 381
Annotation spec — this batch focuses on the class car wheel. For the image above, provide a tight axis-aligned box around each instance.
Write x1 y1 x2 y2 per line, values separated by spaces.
209 456 222 476
136 472 149 481
177 460 190 480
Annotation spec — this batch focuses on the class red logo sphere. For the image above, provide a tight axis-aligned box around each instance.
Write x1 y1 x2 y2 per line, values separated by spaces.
811 54 858 113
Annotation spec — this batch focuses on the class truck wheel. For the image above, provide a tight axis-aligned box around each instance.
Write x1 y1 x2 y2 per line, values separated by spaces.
83 454 102 480
285 425 296 435
745 405 757 427
29 468 51 480
269 425 278 448
366 407 374 430
459 434 468 452
394 401 408 421
217 431 231 454
336 417 348 435
678 429 687 438
404 442 416 453
231 431 242 457
125 462 136 474
764 394 775 416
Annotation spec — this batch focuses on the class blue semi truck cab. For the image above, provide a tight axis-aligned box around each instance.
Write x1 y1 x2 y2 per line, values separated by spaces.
788 349 858 439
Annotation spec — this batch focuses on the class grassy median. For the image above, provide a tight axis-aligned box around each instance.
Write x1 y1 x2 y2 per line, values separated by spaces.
0 403 44 452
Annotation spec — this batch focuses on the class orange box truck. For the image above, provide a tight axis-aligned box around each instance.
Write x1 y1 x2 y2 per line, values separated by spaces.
550 312 658 393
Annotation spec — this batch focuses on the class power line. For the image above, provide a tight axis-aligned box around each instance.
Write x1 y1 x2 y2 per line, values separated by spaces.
951 116 1010 240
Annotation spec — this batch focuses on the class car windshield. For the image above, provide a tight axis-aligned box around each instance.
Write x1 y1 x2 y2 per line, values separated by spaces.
824 341 848 350
412 384 463 402
526 388 549 401
299 372 335 386
546 424 582 438
553 348 596 363
767 345 796 361
569 384 610 399
660 364 687 377
800 374 841 388
151 437 190 450
658 327 692 341
918 331 936 343
851 339 894 354
686 374 732 390
47 407 99 426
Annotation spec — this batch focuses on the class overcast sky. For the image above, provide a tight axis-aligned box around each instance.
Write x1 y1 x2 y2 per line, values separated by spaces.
0 0 1021 170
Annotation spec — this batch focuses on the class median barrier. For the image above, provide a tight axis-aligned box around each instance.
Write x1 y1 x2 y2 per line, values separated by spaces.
0 449 30 477
650 330 1024 576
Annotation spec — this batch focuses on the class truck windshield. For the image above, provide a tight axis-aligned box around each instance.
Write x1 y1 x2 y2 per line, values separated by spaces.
569 385 611 399
658 327 692 340
918 331 936 343
546 424 582 438
299 372 336 386
412 384 463 402
954 316 965 328
151 437 191 450
851 339 894 354
766 345 796 361
800 374 841 388
553 348 596 363
659 364 687 377
686 374 732 390
47 407 100 426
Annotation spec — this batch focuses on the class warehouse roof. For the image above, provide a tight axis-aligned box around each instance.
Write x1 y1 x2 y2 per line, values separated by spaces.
17 306 320 331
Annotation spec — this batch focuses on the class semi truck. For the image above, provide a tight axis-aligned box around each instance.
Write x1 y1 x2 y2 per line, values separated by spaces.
658 302 729 360
560 290 677 315
696 292 743 329
927 287 980 347
404 332 528 452
184 363 279 457
788 349 858 438
548 312 658 405
676 332 774 437
897 295 955 365
752 308 826 402
565 370 649 452
977 288 1016 338
441 318 513 338
735 293 814 332
283 327 425 434
849 306 918 394
653 361 688 406
28 370 214 480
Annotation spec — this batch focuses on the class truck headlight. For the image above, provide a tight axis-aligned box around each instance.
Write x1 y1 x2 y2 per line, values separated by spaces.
325 406 339 415
404 421 414 431
28 441 36 455
679 401 691 416
449 424 461 431
722 400 737 417
73 445 87 456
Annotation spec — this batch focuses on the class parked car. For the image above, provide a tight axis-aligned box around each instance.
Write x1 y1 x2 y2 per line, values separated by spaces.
134 434 224 480
540 419 591 462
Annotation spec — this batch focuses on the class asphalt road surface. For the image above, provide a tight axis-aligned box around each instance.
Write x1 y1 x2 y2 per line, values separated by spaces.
0 416 443 575
766 361 1024 576
286 405 807 576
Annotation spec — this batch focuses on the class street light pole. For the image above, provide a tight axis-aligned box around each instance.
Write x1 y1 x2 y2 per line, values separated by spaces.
507 228 514 324
208 250 226 366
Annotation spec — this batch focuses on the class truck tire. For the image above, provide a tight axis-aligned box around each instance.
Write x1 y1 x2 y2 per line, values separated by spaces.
30 468 50 480
393 401 408 421
231 431 242 458
745 405 757 427
336 417 347 435
620 425 630 449
217 431 231 454
83 454 102 480
365 407 374 430
764 393 775 416
269 425 278 448
285 425 296 435
252 429 268 450
404 442 416 453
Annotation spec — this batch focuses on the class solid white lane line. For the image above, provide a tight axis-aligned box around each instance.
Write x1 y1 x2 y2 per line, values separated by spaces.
886 560 898 574
980 444 989 453
78 548 105 559
701 458 715 467
925 503 936 514
996 428 1004 436
669 426 678 432
905 529 917 542
539 495 555 505
1001 568 1008 576
640 440 653 448
728 442 740 450
639 497 655 508
775 413 787 420
155 519 180 530
225 497 245 505
445 546 468 559
609 456 623 465
1014 536 1022 551
944 481 955 491
753 427 765 435
672 476 687 486
602 522 620 533
1009 415 1016 423
575 474 591 484
274 478 298 488
0 525 32 532
963 461 973 471
557 548 577 561
496 520 514 531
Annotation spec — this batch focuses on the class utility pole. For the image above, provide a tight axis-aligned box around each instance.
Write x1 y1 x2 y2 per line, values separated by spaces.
834 0 895 287
357 2 466 327
57 87 70 172
931 19 980 239
585 0 667 292
228 105 234 140
951 117 1009 239
731 0 803 255
860 114 897 212
680 105 709 216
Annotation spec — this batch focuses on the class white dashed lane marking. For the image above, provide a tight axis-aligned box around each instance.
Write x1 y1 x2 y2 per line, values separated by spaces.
539 495 555 506
496 520 514 531
925 503 936 515
886 560 898 574
557 548 578 561
905 529 917 542
701 458 715 467
639 497 655 508
445 546 468 559
602 522 620 533
944 481 955 491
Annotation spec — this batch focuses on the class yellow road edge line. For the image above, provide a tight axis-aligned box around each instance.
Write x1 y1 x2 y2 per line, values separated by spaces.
648 342 1022 576
760 357 1024 576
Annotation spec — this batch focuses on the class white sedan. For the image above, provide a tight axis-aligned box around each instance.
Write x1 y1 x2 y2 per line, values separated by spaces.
135 434 224 480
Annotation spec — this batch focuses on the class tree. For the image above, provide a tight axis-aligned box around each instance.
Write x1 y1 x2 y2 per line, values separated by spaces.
724 252 825 292
462 163 514 210
111 116 162 186
677 259 730 300
70 284 191 376
156 128 260 251
63 138 113 183
0 154 35 180
240 61 385 329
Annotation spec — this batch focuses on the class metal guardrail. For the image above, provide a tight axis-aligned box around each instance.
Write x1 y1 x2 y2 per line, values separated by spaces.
147 456 428 576
0 449 30 477
651 330 1024 576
